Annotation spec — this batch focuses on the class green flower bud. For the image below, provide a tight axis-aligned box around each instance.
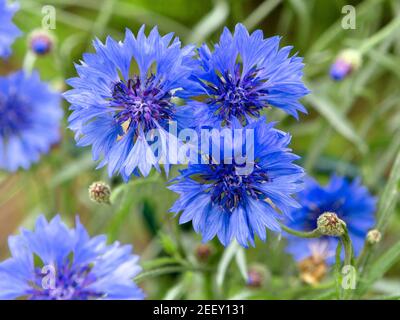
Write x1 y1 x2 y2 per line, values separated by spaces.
89 181 111 204
366 229 381 245
317 212 346 236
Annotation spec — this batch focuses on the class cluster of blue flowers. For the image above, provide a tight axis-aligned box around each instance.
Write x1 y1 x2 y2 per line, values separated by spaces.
0 2 377 298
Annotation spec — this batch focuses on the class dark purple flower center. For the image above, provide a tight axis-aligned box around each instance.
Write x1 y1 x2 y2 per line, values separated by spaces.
206 64 267 125
29 264 103 300
0 93 31 137
201 163 269 211
110 75 174 135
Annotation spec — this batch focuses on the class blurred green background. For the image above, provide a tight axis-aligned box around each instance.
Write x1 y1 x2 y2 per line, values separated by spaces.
1 0 400 299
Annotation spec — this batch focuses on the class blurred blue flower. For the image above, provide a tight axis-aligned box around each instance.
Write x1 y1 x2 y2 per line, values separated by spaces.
0 215 145 300
184 23 309 128
0 0 21 58
64 26 196 179
329 49 362 81
0 70 62 172
169 118 304 248
285 175 376 264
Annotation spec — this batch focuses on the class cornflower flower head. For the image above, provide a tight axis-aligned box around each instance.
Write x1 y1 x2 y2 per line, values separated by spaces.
185 23 309 128
0 215 144 300
0 70 62 172
64 26 196 180
169 118 304 248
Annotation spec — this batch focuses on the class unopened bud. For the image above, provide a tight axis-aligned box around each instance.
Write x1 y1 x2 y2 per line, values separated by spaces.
246 265 268 288
329 49 362 81
317 212 346 236
89 181 111 204
247 270 264 288
366 229 381 245
29 29 54 56
196 244 212 262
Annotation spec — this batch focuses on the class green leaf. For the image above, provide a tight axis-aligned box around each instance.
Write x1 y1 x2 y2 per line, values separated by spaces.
159 232 179 257
141 257 181 270
243 0 282 30
188 0 229 43
376 150 400 231
50 153 94 187
163 280 187 300
305 95 368 154
358 241 400 295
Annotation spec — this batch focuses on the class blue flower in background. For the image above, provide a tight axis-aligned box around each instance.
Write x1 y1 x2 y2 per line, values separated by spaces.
169 118 304 248
285 175 376 264
0 215 145 300
0 70 62 172
0 0 21 58
184 23 309 128
64 26 196 180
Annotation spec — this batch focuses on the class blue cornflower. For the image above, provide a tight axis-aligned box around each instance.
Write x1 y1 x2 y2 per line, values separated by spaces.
184 23 309 128
0 215 144 300
169 118 304 248
0 70 62 172
0 0 21 58
64 26 196 180
285 175 376 264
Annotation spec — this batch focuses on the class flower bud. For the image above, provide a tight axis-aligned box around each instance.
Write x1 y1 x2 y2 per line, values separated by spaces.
246 265 268 288
29 29 54 56
195 244 212 262
329 49 362 81
366 229 381 245
317 212 346 236
89 181 111 204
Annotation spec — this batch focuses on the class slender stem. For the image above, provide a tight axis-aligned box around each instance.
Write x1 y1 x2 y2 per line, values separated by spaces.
341 228 353 267
134 265 210 283
22 51 36 74
356 240 372 271
280 223 322 238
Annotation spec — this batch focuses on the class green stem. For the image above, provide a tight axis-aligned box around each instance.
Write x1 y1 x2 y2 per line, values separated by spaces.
341 228 353 267
356 240 372 271
359 15 400 54
134 265 209 283
280 224 322 238
90 0 116 40
22 51 36 74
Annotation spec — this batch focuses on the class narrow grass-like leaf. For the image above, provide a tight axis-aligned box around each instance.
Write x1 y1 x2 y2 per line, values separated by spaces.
50 153 94 187
358 241 400 296
305 95 368 154
243 0 282 30
376 150 400 231
188 0 229 43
